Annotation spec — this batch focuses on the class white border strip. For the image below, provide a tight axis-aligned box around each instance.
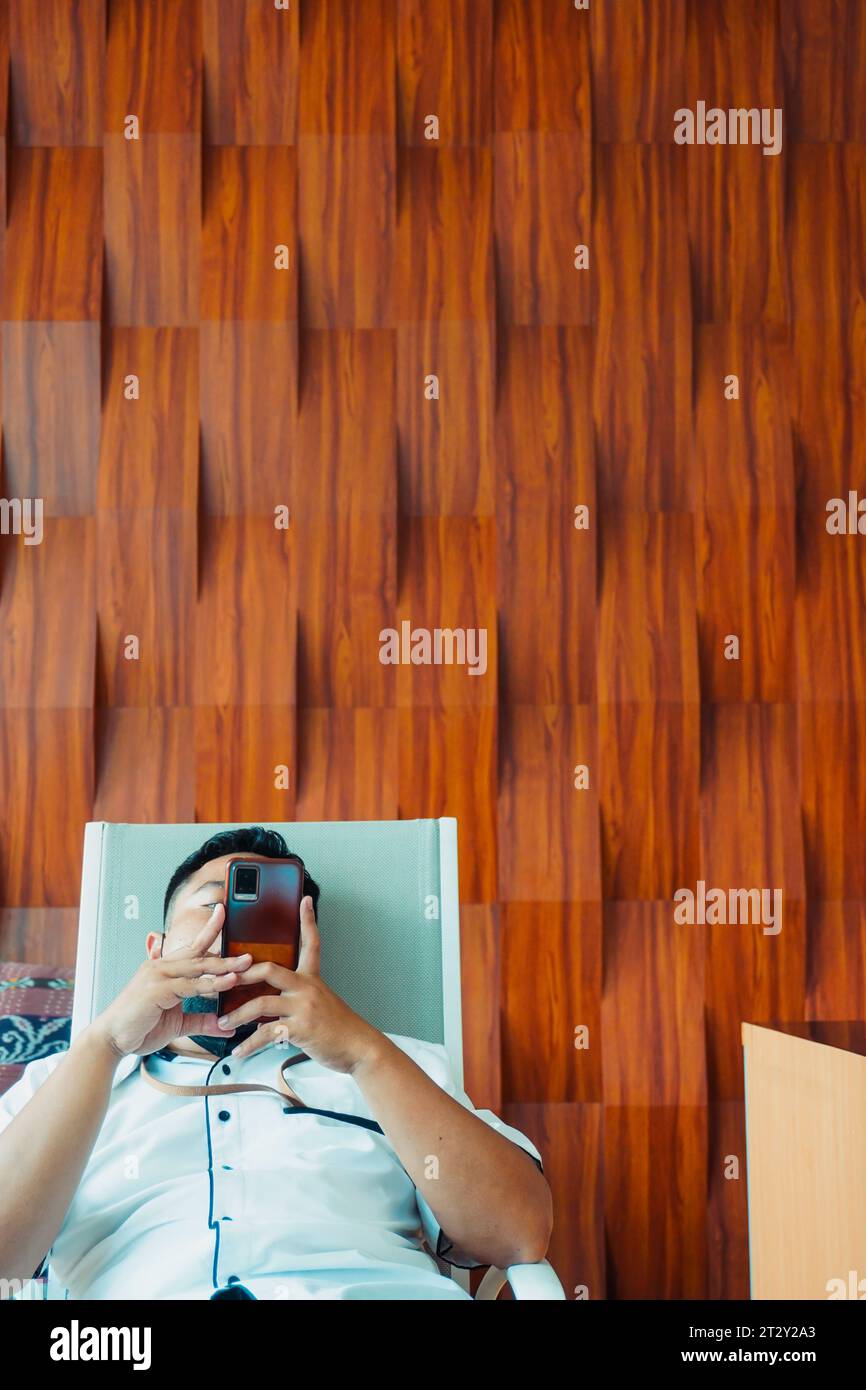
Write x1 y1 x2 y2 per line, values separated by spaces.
438 816 464 1090
70 821 105 1041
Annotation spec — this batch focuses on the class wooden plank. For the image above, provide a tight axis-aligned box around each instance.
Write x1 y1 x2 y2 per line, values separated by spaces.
194 517 296 709
593 145 692 510
0 710 93 907
460 903 500 1111
604 1105 707 1299
9 0 104 146
599 701 701 901
501 902 602 1103
105 0 201 133
194 706 297 821
202 0 297 146
800 701 866 901
398 0 491 147
0 518 95 709
295 708 398 821
201 146 296 321
706 1101 749 1300
104 134 200 326
398 707 497 904
96 509 196 707
602 901 706 1107
498 704 601 903
780 0 866 141
98 327 198 512
396 319 494 518
295 329 396 708
497 326 596 704
299 0 395 136
4 148 102 321
94 708 196 822
199 322 296 517
590 0 686 142
1 324 101 515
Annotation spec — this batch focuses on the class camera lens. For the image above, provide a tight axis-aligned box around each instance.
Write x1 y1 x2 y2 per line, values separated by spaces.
233 865 259 899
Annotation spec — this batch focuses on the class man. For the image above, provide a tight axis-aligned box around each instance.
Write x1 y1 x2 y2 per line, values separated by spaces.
0 827 552 1300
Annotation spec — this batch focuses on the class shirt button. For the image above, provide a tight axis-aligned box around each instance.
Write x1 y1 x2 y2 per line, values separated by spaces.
218 1110 231 1122
222 1064 231 1075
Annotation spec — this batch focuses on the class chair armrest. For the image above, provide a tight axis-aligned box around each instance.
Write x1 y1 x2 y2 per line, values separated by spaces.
475 1259 566 1301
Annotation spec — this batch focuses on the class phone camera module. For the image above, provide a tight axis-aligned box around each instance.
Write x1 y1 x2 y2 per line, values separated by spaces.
233 864 259 901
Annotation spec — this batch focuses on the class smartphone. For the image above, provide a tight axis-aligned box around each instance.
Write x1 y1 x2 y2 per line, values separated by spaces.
218 856 304 1016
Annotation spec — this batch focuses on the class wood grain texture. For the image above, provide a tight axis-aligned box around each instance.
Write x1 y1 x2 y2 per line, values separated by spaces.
9 0 104 147
4 148 102 321
98 327 199 512
104 134 200 326
203 0 297 146
497 326 596 704
1 323 101 515
105 0 201 134
398 0 491 148
1 0 865 1304
201 146 296 321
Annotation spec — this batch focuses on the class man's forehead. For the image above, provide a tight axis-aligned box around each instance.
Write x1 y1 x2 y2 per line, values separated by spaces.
181 852 275 898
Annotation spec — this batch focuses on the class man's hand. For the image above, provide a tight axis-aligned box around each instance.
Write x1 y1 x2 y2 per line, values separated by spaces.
91 905 252 1058
218 897 382 1072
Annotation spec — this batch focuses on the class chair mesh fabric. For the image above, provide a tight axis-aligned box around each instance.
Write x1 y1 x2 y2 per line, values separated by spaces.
84 820 446 1044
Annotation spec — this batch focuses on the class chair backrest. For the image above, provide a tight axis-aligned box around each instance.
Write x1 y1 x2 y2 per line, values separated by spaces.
71 818 464 1085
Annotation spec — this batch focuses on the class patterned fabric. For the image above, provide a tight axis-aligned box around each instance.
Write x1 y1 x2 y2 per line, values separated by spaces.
0 963 74 1096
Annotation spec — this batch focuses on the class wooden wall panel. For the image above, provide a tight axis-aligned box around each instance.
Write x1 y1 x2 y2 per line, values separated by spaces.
105 0 202 134
201 146 296 322
202 0 297 147
497 325 596 706
2 0 866 1306
398 0 491 149
104 135 200 326
1 324 101 515
593 145 692 511
501 902 602 1104
98 327 198 512
4 149 102 322
396 319 494 518
200 322 297 517
295 328 395 708
8 0 104 147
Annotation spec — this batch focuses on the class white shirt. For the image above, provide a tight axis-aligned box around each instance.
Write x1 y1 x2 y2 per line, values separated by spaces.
0 1034 542 1300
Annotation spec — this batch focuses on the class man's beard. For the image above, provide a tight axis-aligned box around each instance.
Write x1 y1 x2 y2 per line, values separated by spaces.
182 996 259 1059
188 1022 259 1058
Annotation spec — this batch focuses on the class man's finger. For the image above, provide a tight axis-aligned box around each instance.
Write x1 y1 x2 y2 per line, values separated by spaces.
217 994 291 1031
296 896 321 976
160 951 250 980
179 1011 236 1040
167 971 246 999
164 902 226 962
230 960 294 992
230 1022 282 1060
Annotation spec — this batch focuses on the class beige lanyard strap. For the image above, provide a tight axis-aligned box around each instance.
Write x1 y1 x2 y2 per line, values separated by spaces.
138 1050 312 1108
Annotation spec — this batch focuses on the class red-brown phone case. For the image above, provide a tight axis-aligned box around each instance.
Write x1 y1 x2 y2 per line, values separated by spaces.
218 856 304 1015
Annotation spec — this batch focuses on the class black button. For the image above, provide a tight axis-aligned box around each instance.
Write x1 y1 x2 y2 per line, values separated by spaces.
218 1110 231 1122
222 1164 232 1171
222 1063 231 1076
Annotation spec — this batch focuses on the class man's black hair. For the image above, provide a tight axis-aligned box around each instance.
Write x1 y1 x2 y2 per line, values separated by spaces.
162 826 320 925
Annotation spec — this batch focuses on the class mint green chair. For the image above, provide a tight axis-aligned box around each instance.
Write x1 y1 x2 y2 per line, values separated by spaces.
65 819 564 1301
